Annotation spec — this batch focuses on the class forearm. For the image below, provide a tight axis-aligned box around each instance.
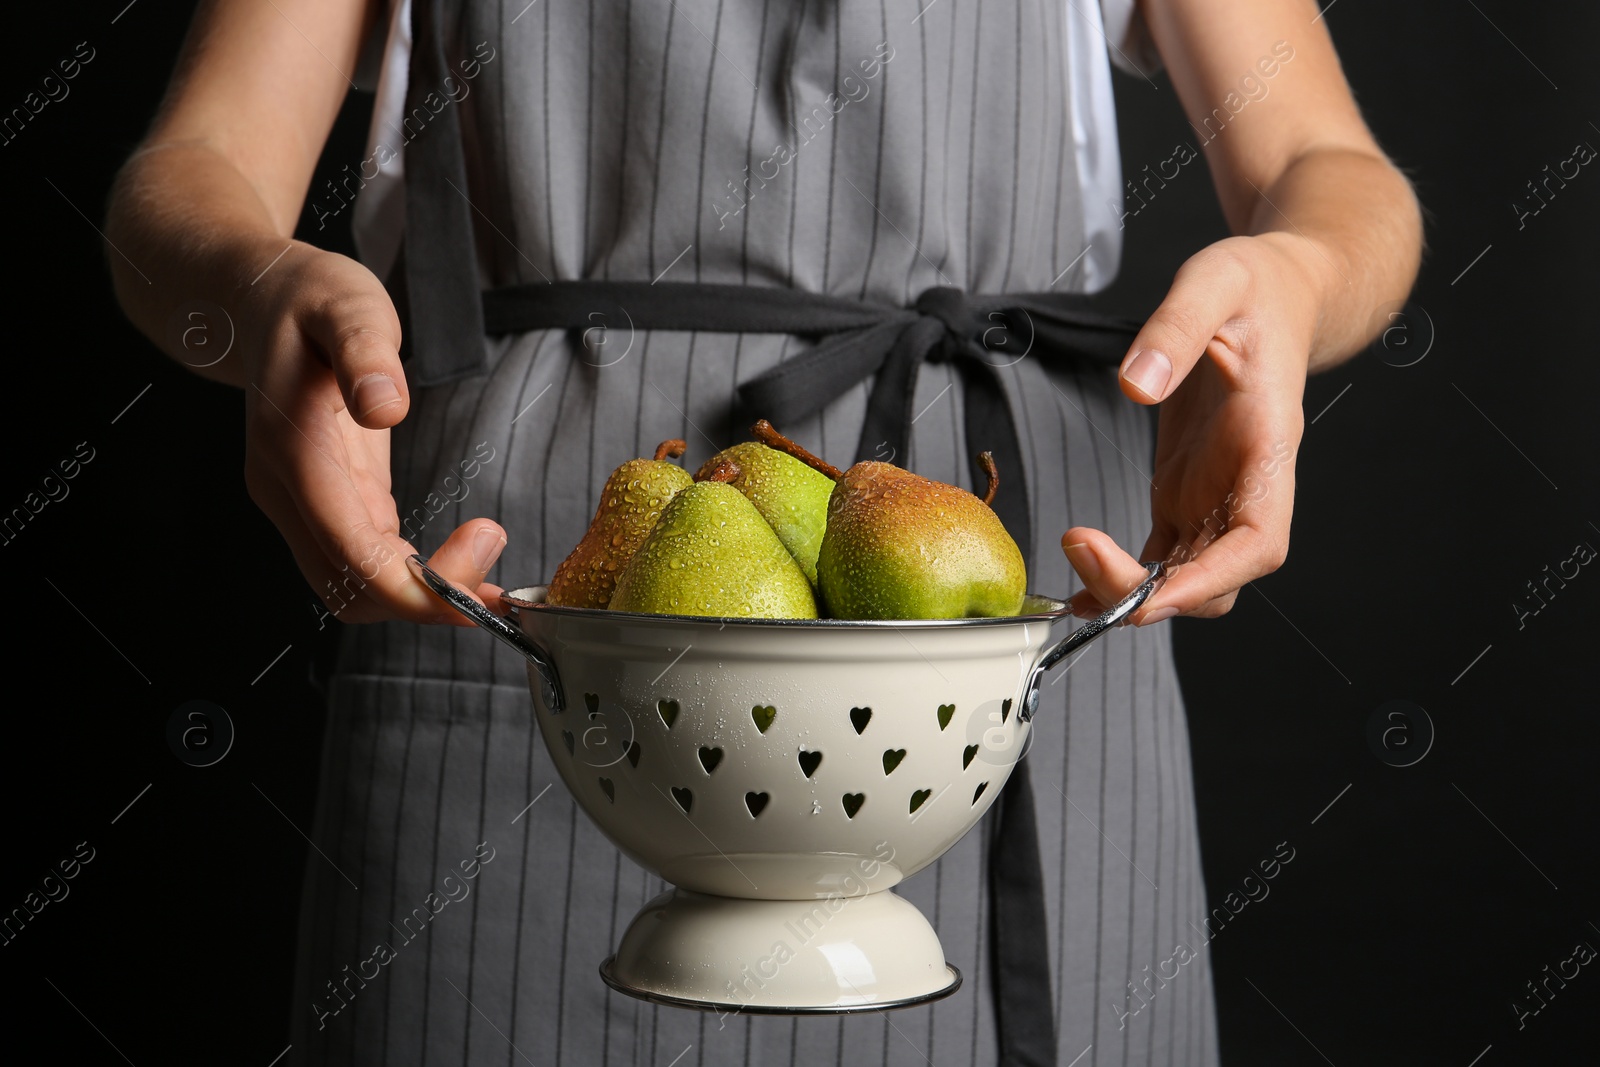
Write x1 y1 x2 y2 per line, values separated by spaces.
105 0 372 386
106 141 306 388
1245 146 1422 372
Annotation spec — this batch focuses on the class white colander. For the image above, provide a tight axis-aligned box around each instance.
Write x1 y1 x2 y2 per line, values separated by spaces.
410 556 1161 1014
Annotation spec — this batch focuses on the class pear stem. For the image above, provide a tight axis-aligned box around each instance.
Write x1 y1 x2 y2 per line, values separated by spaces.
653 439 688 462
977 451 999 506
750 420 843 480
700 456 742 483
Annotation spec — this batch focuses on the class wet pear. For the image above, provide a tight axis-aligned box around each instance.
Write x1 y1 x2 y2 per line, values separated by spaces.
609 460 818 619
545 440 693 609
694 441 834 584
752 421 1025 620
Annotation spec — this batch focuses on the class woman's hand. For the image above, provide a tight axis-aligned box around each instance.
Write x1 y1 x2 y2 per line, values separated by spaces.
1063 233 1320 623
1064 0 1421 622
103 2 504 624
242 243 505 625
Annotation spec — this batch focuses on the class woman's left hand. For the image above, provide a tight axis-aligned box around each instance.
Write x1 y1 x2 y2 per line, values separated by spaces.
1063 232 1325 623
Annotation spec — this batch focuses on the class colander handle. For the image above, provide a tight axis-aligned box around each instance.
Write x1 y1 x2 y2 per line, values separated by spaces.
1021 561 1164 720
406 554 565 712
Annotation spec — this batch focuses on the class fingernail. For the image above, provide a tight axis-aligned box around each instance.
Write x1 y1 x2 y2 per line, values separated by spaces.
1063 542 1100 581
1122 350 1172 400
1139 606 1179 626
472 527 506 572
354 374 402 418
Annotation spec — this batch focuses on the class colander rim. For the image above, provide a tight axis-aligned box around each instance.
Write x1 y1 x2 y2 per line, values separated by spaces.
501 585 1076 629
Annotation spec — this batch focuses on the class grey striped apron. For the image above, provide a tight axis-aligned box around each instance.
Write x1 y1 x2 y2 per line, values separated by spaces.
289 2 1220 1064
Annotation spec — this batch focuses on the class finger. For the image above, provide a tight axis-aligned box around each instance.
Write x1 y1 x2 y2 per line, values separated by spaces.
1119 244 1252 405
255 409 445 623
481 582 511 615
261 466 503 628
298 270 409 430
1138 515 1182 581
1136 518 1289 622
248 468 392 625
287 456 511 627
422 519 509 614
286 492 426 622
285 476 450 623
249 348 450 623
1062 527 1154 618
1185 590 1239 620
1139 432 1297 623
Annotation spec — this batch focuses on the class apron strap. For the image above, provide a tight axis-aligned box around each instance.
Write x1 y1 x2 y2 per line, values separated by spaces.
403 0 488 386
992 759 1060 1067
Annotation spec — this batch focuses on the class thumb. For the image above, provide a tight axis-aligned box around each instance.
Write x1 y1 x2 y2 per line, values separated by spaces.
298 263 409 429
1119 245 1250 405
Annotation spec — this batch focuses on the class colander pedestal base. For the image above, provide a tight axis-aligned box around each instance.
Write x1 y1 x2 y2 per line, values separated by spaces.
601 887 962 1014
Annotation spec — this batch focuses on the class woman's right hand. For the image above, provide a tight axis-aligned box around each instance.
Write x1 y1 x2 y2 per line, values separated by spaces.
241 242 505 625
102 2 498 625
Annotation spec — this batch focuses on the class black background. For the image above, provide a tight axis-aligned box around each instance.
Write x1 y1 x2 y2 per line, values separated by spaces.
2 2 1595 1064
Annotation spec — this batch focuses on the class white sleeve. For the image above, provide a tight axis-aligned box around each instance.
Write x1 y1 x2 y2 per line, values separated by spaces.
1098 0 1163 78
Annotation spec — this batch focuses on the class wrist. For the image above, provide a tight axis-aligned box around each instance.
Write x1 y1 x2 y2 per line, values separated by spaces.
191 238 324 388
1240 232 1320 359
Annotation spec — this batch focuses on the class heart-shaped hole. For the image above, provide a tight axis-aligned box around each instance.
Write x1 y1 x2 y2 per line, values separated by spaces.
599 777 615 802
910 788 933 813
698 746 724 774
561 730 575 755
882 749 906 775
751 705 777 734
798 750 823 778
1001 698 1013 722
963 744 979 769
658 699 679 728
937 704 956 730
972 782 989 805
842 793 865 819
850 707 872 734
585 692 599 714
671 786 693 813
625 741 641 769
745 791 770 818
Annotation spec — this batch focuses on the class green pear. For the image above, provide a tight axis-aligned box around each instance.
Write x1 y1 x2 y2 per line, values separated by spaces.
751 421 1025 620
693 442 834 584
609 465 819 619
546 440 693 609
